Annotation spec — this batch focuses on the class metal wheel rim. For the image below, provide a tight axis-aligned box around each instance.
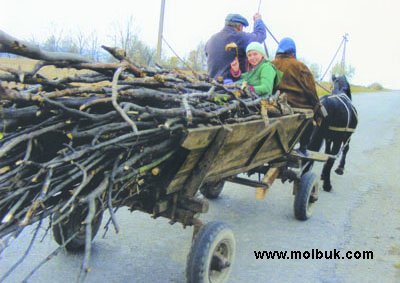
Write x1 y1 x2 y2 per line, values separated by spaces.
208 239 233 282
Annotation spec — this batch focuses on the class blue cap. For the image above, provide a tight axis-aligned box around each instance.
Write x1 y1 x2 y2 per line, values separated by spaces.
276 37 297 58
225 14 249 27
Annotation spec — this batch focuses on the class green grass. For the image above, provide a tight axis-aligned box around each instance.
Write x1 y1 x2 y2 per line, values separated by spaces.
316 80 389 97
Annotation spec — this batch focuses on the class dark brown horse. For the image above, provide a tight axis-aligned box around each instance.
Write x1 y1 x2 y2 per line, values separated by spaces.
306 75 358 191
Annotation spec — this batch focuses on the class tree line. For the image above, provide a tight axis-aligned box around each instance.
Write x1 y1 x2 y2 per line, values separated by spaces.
1 16 354 80
0 16 206 72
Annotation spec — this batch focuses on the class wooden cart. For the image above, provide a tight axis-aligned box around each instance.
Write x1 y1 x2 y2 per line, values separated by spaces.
53 109 330 283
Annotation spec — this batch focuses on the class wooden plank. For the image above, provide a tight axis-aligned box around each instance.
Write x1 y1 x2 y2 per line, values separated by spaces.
181 127 218 150
275 121 290 153
292 108 314 118
191 115 302 178
290 150 334 162
167 112 313 195
183 128 230 198
256 167 280 199
165 150 203 194
204 151 285 182
245 128 275 167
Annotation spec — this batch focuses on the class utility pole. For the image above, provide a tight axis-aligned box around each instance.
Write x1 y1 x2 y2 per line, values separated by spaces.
156 0 166 63
341 33 349 73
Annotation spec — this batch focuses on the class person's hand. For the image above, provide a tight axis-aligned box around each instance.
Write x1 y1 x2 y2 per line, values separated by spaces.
253 13 261 21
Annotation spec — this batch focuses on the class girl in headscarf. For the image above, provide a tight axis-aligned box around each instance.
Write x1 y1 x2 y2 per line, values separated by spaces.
230 41 281 97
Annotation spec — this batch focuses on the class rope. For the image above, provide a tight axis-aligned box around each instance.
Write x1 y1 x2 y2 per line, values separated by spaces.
265 25 279 45
257 0 279 57
316 81 331 93
319 34 348 82
253 10 326 92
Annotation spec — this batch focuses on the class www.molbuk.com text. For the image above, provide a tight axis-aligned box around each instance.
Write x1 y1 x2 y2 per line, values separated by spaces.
254 249 373 260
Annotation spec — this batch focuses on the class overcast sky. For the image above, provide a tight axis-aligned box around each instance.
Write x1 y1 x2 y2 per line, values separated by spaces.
1 0 399 89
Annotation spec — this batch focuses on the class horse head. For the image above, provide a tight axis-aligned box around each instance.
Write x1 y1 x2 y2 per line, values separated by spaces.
331 75 352 100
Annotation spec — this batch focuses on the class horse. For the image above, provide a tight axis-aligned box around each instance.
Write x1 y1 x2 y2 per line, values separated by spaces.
306 75 358 191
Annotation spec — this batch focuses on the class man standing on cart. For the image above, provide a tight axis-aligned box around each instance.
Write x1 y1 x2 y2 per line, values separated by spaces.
205 13 267 82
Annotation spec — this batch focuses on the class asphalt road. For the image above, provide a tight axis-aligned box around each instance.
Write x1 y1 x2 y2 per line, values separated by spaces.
1 91 400 283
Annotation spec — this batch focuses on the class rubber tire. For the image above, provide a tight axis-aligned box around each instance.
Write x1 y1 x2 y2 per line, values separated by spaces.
294 172 319 221
186 221 236 283
200 181 224 199
52 203 103 252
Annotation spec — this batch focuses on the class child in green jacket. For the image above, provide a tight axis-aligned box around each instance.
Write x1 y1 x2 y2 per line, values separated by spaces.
230 41 281 97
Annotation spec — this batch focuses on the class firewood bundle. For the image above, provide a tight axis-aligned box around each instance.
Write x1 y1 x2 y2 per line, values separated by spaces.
0 28 268 261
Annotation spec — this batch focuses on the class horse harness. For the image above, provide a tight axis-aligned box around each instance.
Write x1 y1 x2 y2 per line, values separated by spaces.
325 93 358 133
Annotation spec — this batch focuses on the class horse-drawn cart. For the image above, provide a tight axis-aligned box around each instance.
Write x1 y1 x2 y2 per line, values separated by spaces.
53 108 329 283
0 29 337 283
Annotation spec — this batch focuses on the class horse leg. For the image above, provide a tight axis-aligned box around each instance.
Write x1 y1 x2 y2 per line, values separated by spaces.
322 139 341 192
303 125 324 174
335 137 351 175
299 122 314 152
320 139 332 182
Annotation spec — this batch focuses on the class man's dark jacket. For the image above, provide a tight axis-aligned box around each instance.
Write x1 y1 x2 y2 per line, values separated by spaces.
205 20 266 80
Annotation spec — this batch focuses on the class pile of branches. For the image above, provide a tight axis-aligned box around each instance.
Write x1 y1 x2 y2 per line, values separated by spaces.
0 30 266 279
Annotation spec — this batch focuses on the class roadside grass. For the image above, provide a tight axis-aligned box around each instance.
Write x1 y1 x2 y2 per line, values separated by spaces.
315 80 386 97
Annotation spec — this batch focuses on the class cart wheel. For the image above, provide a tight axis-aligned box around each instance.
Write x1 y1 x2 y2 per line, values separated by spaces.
186 221 235 283
294 172 319 221
52 203 103 252
200 181 224 199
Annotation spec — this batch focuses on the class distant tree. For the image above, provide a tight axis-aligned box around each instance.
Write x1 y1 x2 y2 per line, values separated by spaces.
109 16 156 66
186 42 207 71
28 35 40 47
165 56 180 68
297 58 322 80
43 35 60 52
131 41 156 66
187 50 199 70
60 36 79 53
308 63 322 80
75 30 88 56
42 26 64 52
368 82 384 90
88 31 101 61
331 62 355 80
196 41 207 71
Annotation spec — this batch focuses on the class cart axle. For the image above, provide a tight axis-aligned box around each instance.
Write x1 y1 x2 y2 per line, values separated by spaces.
227 176 269 189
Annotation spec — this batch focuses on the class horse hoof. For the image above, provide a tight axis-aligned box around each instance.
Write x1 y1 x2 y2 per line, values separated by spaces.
323 183 332 192
335 167 344 175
